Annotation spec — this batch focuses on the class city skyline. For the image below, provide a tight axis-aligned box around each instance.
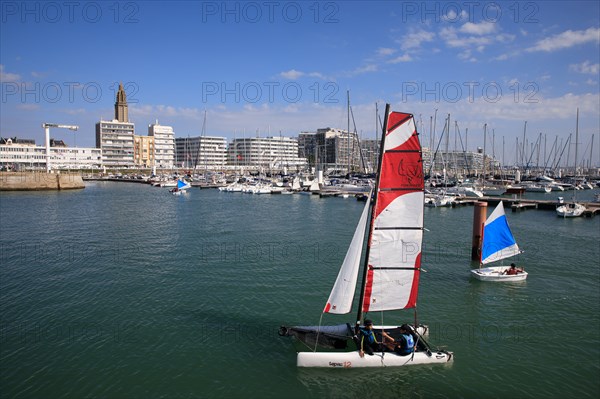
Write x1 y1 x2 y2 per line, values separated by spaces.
1 1 599 166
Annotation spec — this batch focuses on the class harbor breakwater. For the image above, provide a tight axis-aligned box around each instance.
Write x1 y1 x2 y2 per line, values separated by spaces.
0 172 85 191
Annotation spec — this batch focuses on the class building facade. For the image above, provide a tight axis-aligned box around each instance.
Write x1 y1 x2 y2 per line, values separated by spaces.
148 122 175 168
175 136 227 169
95 120 135 167
0 137 101 170
96 83 135 167
360 139 380 174
297 131 317 167
227 136 307 170
134 135 155 167
315 128 362 173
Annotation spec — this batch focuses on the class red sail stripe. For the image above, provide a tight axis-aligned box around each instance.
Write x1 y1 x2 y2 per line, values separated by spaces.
386 112 412 137
404 252 422 308
378 148 422 189
361 266 374 312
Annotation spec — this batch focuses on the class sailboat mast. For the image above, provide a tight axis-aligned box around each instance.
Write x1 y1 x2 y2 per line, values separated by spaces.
355 103 390 331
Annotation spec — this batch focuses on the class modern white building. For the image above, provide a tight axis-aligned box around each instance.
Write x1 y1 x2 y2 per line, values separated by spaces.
175 136 227 169
227 136 307 170
95 120 135 167
0 138 102 170
148 122 175 169
95 83 135 168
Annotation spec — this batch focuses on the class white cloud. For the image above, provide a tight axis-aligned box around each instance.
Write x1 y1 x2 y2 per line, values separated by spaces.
349 64 378 75
440 27 491 48
388 54 412 63
442 9 468 22
460 21 496 35
400 30 435 51
279 69 330 80
377 47 396 56
0 65 20 82
280 69 304 80
527 27 600 52
569 61 600 75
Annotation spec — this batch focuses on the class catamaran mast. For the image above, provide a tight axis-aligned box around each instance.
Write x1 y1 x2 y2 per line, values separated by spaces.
355 103 390 332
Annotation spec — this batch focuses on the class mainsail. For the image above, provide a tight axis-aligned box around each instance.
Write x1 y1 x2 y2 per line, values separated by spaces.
481 201 520 264
362 112 424 313
177 179 190 190
324 196 371 314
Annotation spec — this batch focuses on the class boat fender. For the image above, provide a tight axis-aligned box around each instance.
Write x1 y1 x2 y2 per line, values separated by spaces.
278 326 289 336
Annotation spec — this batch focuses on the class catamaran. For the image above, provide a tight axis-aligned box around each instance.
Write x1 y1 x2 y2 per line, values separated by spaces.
471 201 527 282
279 105 453 368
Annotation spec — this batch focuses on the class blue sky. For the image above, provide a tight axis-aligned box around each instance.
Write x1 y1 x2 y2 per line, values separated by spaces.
1 1 599 166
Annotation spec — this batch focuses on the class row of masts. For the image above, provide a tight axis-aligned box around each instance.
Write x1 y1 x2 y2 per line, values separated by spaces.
421 109 596 179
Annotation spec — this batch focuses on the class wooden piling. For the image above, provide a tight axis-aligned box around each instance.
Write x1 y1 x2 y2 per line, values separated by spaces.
472 201 488 261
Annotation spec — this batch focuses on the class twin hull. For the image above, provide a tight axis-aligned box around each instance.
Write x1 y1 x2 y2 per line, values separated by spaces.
297 349 452 368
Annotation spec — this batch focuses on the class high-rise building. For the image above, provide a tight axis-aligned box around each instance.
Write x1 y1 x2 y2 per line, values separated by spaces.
297 132 317 167
227 136 307 170
175 136 227 169
148 122 175 168
315 128 361 172
96 83 135 167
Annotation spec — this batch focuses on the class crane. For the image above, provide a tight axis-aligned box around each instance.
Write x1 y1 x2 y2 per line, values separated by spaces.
42 123 79 172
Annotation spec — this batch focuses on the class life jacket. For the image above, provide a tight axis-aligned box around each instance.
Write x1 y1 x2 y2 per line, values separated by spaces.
396 333 415 355
359 327 377 344
402 333 415 350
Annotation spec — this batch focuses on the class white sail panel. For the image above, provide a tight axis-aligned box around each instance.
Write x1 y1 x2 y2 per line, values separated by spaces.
323 196 371 314
384 115 416 151
374 192 423 229
364 229 422 311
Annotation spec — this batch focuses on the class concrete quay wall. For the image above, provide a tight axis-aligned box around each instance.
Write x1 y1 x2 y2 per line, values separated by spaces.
0 172 85 191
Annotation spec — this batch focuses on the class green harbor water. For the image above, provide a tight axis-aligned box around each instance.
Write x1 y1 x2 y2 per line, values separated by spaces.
1 182 599 398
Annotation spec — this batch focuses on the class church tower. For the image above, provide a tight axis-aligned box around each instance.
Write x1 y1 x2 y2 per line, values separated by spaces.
115 82 129 122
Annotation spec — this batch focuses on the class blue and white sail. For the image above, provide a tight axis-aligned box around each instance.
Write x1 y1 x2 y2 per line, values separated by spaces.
481 202 520 264
177 179 191 190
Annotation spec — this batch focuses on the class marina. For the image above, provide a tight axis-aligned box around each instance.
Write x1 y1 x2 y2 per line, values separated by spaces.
1 182 598 397
2 1 599 397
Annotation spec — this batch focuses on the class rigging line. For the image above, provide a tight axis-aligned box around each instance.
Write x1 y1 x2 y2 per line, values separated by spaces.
313 312 326 353
379 311 385 367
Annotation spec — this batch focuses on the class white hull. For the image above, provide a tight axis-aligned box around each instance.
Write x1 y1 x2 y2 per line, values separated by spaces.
424 194 455 207
556 203 585 217
471 266 528 282
297 349 452 368
525 186 552 193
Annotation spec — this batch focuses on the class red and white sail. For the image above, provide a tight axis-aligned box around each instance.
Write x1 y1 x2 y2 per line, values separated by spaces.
362 112 424 312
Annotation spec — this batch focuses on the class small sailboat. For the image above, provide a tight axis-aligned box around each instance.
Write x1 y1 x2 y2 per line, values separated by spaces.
556 109 585 217
470 201 527 282
170 179 191 195
279 105 453 368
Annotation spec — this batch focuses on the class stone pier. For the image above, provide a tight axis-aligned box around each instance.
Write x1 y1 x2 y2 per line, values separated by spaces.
0 172 85 191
